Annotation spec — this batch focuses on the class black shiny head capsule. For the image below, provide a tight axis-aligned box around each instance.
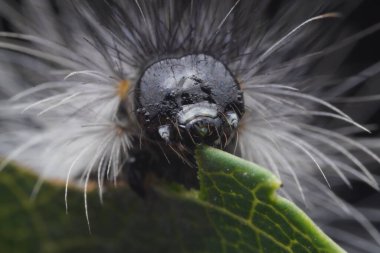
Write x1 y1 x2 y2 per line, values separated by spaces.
135 54 244 148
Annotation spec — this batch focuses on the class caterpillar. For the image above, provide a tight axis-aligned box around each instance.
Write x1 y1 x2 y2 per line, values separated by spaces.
0 1 380 252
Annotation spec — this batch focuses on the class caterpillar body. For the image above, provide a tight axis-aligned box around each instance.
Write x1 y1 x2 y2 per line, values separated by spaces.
0 1 380 252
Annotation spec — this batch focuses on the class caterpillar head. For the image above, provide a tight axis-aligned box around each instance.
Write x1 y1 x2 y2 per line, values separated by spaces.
134 54 244 147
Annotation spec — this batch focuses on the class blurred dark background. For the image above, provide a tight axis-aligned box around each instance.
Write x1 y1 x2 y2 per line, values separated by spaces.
334 0 380 204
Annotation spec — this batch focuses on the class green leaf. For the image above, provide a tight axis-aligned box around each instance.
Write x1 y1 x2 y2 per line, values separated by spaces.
196 145 345 253
0 146 345 253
